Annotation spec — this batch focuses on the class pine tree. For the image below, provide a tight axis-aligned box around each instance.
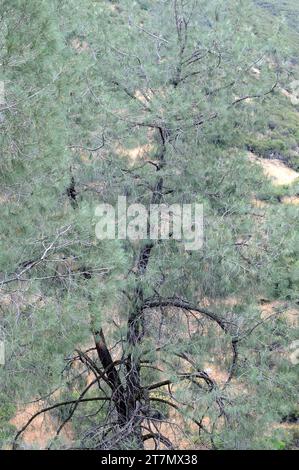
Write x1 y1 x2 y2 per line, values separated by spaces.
1 0 298 450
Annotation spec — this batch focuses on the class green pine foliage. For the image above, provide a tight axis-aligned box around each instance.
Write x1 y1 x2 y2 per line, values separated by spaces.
0 0 298 450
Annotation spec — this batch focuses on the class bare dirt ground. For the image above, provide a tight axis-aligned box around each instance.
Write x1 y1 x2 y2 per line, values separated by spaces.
248 152 299 187
10 402 73 449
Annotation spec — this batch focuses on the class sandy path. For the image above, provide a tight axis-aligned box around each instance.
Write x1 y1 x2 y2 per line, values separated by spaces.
249 152 299 186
